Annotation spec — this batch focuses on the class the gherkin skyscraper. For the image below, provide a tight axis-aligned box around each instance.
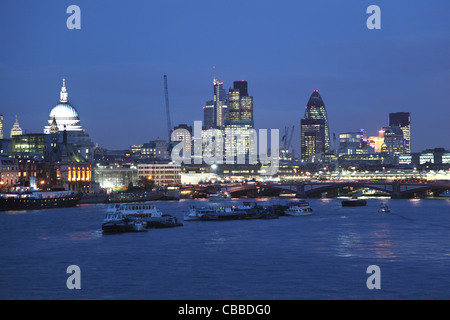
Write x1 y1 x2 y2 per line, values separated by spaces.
304 90 331 152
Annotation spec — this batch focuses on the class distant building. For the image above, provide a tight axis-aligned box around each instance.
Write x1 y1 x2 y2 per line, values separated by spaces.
11 133 47 159
367 130 385 153
303 91 331 152
141 140 169 160
172 124 192 156
0 157 19 190
43 78 95 162
382 126 405 160
223 80 254 162
300 118 326 162
137 163 181 186
226 81 253 125
10 115 22 138
94 165 138 190
203 76 229 129
339 132 361 155
389 112 411 153
41 130 95 194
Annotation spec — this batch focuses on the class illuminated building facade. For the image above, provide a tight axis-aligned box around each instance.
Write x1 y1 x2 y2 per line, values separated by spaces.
42 130 95 193
172 124 192 156
389 112 411 153
368 130 385 153
10 115 22 138
11 134 47 158
137 163 181 186
43 79 95 162
203 76 229 129
94 165 138 190
223 81 254 161
0 157 19 191
304 91 330 152
301 118 326 162
382 126 405 159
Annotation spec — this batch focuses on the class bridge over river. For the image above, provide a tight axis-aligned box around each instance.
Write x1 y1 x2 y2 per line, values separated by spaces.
215 181 450 199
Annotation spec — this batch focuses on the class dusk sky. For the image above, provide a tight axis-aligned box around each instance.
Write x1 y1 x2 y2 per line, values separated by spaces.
1 0 449 151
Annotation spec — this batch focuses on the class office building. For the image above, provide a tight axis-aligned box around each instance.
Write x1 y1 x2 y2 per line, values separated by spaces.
304 90 331 152
300 118 326 162
389 112 411 153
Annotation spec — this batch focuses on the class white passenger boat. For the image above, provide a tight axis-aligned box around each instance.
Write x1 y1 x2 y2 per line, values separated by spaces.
103 202 182 232
284 201 313 216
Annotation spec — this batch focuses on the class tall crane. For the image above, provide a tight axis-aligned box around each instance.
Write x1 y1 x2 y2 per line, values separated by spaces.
163 75 173 144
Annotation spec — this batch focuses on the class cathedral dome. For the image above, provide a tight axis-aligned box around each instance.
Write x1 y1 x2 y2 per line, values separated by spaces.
44 79 84 133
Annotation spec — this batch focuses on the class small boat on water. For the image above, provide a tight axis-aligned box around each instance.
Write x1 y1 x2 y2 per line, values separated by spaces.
284 201 313 216
378 205 390 213
208 192 232 201
342 197 367 207
0 188 81 211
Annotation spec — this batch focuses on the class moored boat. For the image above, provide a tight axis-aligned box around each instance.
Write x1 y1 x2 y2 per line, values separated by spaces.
284 201 313 216
0 189 81 211
342 198 367 207
103 202 182 232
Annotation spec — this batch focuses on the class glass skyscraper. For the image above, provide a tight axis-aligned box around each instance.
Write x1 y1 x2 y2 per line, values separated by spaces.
304 90 331 153
300 118 326 162
389 112 411 153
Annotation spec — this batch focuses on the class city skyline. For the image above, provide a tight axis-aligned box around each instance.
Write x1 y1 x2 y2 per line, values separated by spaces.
1 1 450 151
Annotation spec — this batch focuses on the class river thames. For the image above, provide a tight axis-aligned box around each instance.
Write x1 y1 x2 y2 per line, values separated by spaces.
0 198 449 300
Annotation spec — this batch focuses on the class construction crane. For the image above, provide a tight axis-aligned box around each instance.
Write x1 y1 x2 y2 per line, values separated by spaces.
163 75 173 144
287 125 295 153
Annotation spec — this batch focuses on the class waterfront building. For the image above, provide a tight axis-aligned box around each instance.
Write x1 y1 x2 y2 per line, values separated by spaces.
303 90 331 152
389 112 411 153
17 158 38 188
137 163 181 186
300 118 326 162
94 165 138 190
10 115 22 138
0 157 19 191
42 130 95 194
43 78 95 162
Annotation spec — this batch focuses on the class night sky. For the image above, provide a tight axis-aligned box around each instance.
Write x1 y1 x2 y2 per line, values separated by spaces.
1 0 449 152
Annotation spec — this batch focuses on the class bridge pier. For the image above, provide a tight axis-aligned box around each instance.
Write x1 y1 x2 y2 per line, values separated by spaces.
295 183 308 199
